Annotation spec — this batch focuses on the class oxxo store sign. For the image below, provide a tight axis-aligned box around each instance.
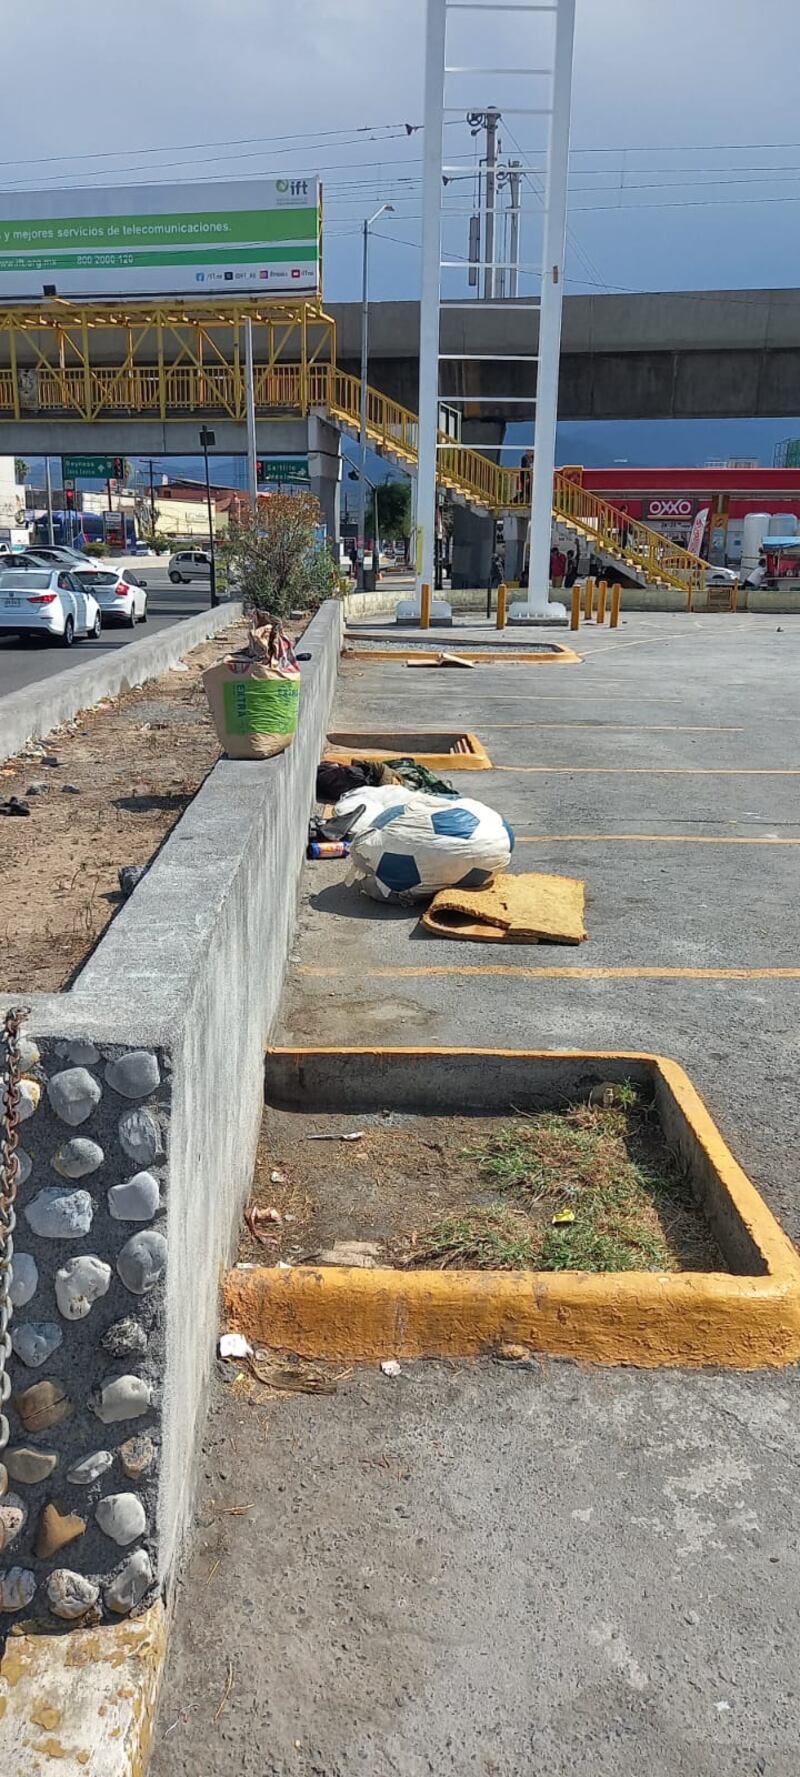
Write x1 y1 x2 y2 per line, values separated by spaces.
646 496 695 537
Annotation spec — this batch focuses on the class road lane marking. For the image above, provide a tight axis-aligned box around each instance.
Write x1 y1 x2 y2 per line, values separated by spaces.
299 965 800 982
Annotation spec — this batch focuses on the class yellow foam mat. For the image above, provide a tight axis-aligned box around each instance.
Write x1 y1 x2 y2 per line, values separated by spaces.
421 872 587 944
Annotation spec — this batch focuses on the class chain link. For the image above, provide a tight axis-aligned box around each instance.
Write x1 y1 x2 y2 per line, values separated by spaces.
1 1006 29 1460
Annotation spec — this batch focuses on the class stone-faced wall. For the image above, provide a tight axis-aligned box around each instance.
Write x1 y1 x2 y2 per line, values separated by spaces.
1 1036 168 1625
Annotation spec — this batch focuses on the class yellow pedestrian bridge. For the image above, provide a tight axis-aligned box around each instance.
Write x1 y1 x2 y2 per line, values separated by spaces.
0 295 707 604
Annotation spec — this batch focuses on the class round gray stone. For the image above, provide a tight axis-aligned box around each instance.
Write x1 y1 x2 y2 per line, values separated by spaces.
46 1569 100 1620
52 1138 105 1180
105 1549 153 1615
10 1322 63 1368
8 1253 37 1308
46 1067 102 1127
117 1230 167 1296
90 1375 151 1424
0 1567 36 1612
0 1495 27 1551
105 1051 160 1100
54 1255 112 1321
15 1149 31 1187
24 1187 93 1240
118 1107 162 1167
96 1492 147 1546
18 1037 40 1070
101 1318 148 1359
108 1171 160 1223
66 1449 114 1487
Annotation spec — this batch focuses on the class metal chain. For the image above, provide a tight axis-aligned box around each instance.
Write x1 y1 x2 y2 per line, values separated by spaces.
0 1006 28 1474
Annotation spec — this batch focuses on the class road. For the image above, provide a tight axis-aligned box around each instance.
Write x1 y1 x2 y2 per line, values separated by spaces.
0 558 217 698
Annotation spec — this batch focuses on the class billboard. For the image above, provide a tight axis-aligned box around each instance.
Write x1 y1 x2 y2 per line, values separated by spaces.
0 179 321 299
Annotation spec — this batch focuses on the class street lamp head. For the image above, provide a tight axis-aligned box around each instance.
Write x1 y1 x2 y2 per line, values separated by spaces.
367 203 395 229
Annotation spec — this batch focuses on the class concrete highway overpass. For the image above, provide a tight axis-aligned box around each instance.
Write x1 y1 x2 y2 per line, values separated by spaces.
332 289 800 423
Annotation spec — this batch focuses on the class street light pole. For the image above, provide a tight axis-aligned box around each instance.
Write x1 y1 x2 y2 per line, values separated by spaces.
244 317 259 517
148 458 157 539
199 427 218 607
357 203 394 590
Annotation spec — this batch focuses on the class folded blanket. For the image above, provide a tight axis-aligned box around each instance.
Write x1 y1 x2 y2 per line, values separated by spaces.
421 872 587 944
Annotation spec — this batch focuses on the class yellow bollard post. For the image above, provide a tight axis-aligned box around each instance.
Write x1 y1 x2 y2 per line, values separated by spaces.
597 579 608 624
495 582 508 630
570 583 581 630
420 581 432 630
583 577 594 621
610 583 622 628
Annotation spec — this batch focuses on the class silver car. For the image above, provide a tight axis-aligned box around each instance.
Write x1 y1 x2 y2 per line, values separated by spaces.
168 549 211 584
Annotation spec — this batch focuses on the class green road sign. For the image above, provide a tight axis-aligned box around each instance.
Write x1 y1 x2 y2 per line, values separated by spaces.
62 454 124 480
257 456 310 484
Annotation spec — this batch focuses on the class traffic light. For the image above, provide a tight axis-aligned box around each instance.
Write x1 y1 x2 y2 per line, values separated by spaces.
112 456 124 481
64 487 75 509
256 459 264 478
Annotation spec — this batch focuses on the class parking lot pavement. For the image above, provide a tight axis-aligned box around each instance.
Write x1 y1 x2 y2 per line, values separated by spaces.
0 559 214 698
153 611 800 1777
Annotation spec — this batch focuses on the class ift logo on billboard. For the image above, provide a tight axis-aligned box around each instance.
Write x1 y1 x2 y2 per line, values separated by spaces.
276 179 309 200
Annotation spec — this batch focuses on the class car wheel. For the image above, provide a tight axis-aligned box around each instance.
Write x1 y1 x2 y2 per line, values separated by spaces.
62 616 75 648
140 599 148 623
127 605 137 627
91 613 102 639
169 570 182 583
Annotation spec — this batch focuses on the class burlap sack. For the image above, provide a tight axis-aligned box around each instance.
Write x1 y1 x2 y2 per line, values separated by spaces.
203 622 301 760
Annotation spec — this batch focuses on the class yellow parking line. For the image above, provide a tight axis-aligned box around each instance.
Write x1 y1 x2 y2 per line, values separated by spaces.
496 766 800 776
514 833 800 846
482 723 744 732
299 965 800 982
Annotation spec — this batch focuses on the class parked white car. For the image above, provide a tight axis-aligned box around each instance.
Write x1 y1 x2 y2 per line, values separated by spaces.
0 567 101 646
168 549 212 584
73 565 148 627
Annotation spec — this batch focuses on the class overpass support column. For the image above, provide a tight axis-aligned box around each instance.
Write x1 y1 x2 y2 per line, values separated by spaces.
450 419 504 590
307 415 341 562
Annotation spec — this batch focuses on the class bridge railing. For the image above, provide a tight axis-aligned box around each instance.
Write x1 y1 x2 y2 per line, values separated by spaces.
551 470 706 606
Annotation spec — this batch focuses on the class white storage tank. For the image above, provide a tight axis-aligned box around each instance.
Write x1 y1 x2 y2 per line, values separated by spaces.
741 512 770 573
767 512 798 535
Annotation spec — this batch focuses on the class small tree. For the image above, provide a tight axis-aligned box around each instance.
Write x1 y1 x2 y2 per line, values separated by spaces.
220 491 339 619
14 458 28 486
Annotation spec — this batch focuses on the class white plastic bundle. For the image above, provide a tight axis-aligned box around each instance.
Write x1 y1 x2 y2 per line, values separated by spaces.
337 788 515 902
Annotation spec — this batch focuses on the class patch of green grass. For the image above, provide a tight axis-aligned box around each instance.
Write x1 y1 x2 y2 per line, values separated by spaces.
448 1095 710 1275
407 1206 538 1271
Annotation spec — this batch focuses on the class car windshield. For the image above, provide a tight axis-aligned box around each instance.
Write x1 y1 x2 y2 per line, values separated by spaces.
76 570 117 586
0 570 51 590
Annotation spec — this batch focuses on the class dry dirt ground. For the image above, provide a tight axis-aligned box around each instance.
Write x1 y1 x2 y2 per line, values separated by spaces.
0 620 247 992
242 1103 723 1274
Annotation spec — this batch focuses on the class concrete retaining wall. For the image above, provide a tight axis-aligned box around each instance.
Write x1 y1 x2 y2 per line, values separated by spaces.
0 600 342 1626
0 599 243 765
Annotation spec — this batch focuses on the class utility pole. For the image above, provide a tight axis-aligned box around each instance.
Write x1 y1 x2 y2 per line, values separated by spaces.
44 455 54 545
148 459 156 538
483 107 500 300
467 108 501 300
508 160 522 299
199 427 218 608
244 318 259 518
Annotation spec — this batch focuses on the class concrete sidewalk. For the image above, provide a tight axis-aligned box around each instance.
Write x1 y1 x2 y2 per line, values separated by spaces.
152 610 800 1776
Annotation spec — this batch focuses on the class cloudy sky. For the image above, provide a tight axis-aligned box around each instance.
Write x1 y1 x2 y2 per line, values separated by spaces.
1 0 797 463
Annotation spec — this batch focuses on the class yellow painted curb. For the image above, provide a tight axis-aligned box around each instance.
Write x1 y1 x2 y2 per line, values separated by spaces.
0 1602 167 1777
224 1047 800 1370
324 731 493 771
342 645 583 665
